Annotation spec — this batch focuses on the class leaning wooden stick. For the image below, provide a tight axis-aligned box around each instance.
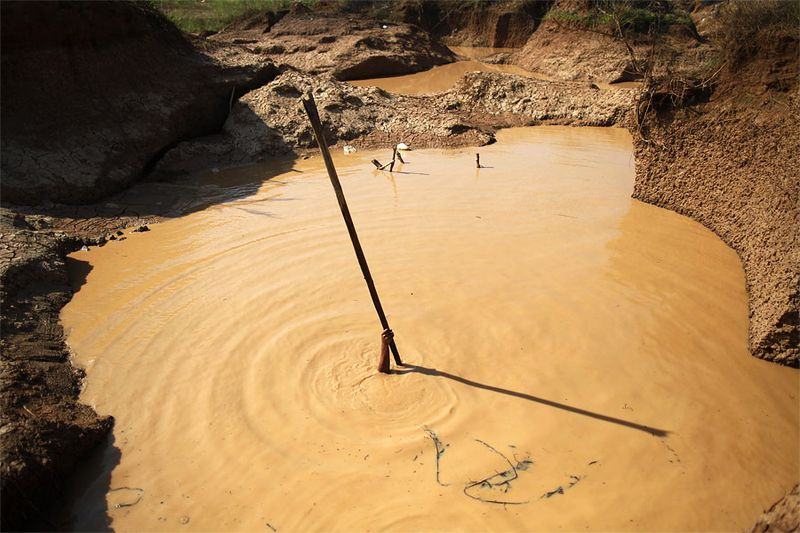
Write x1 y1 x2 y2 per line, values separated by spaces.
302 93 403 370
389 146 398 173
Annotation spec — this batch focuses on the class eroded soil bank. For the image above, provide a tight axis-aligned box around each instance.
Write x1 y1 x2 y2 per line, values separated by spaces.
632 24 799 367
62 128 798 531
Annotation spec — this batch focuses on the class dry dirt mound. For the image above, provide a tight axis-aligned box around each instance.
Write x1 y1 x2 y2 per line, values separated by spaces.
510 0 708 84
209 10 455 81
632 36 799 367
445 71 632 128
509 0 633 82
513 20 633 82
156 70 634 175
0 1 278 206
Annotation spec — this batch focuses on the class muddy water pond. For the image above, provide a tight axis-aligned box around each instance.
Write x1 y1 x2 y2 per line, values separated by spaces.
349 46 543 95
349 47 638 95
63 127 798 531
349 59 540 95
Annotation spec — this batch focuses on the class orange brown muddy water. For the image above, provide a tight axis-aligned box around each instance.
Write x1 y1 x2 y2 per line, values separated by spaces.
348 51 637 95
62 127 798 531
349 47 543 95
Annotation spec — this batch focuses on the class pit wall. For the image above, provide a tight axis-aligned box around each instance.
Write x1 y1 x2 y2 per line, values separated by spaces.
630 57 799 366
396 0 553 48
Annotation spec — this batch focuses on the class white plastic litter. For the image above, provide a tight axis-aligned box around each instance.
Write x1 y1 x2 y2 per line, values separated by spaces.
343 145 357 154
396 143 410 151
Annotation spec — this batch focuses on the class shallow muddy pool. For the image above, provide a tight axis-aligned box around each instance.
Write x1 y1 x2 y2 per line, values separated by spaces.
349 45 544 96
63 127 798 531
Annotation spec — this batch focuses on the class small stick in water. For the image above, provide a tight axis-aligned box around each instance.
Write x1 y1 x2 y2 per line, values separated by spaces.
389 146 398 172
476 153 481 168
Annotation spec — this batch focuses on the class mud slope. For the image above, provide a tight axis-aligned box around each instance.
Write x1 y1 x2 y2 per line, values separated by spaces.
633 38 799 366
398 0 552 49
157 70 633 174
0 1 277 206
209 9 455 80
0 220 113 531
512 0 632 82
510 0 708 84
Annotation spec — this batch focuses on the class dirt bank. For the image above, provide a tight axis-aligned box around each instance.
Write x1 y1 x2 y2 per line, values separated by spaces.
0 1 277 206
0 2 276 528
156 69 633 175
632 35 799 367
0 216 112 530
208 8 455 80
510 0 709 84
398 0 552 49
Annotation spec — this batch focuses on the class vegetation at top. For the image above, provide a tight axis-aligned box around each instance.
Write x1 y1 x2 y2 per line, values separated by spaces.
153 0 316 33
715 0 800 64
543 1 694 36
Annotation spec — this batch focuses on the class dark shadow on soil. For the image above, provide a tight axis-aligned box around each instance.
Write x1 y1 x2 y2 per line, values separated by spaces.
9 106 302 225
52 433 121 532
65 257 93 291
396 363 669 437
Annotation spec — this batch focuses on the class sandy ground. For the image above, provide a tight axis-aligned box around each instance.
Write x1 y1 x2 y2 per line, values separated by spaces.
61 127 798 531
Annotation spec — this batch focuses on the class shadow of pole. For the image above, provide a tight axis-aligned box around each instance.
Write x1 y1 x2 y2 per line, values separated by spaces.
396 364 669 437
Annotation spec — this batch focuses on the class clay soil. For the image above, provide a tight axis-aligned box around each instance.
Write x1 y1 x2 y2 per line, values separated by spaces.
632 34 799 366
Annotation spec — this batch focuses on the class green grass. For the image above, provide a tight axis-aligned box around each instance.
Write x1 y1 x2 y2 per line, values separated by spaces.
543 4 693 36
153 0 315 33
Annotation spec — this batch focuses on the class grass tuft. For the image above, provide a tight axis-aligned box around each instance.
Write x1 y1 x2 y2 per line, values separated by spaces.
152 0 316 33
715 0 800 65
543 2 693 36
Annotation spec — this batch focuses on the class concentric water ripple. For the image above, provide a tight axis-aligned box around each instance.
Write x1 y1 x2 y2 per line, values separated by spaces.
63 127 799 532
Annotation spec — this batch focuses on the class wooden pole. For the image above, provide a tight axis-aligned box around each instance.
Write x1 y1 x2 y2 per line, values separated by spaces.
302 93 403 368
476 153 480 168
389 146 398 173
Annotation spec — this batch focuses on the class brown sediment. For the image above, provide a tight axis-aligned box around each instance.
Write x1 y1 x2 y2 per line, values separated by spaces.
0 1 278 206
0 196 185 530
397 0 551 49
750 484 800 533
348 57 543 95
208 10 456 81
155 67 634 176
509 0 712 84
62 128 799 531
631 35 799 367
